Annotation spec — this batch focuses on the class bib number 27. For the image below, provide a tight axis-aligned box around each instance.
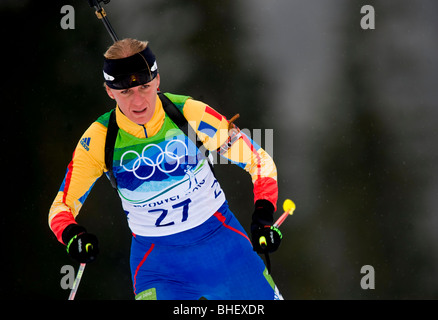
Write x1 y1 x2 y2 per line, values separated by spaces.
149 198 192 227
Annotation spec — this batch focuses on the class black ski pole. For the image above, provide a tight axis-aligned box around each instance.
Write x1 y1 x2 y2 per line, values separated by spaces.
86 0 119 42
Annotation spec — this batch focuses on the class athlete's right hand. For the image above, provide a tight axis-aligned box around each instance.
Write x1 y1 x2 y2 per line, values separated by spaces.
62 224 99 263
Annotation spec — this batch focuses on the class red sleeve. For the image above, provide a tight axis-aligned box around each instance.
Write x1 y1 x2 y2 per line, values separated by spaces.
50 211 77 245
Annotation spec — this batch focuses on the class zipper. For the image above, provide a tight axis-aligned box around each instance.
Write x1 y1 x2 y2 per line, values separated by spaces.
141 125 148 138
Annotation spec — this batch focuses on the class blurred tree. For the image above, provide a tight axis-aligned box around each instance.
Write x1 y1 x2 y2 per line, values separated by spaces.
309 1 433 299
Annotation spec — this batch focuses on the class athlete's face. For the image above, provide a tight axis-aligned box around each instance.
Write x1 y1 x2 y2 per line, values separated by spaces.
105 74 160 125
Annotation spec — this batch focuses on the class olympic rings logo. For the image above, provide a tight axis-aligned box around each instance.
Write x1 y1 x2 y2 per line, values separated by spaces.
120 139 188 180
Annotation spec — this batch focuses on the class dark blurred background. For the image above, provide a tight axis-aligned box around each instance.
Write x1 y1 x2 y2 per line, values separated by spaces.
1 0 437 299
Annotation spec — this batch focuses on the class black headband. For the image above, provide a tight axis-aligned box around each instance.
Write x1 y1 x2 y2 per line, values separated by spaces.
103 46 158 89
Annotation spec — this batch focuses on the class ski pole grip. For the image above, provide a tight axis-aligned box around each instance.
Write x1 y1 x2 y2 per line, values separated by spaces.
273 199 296 228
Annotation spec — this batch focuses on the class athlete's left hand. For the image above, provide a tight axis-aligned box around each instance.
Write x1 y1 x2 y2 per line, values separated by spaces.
251 200 282 253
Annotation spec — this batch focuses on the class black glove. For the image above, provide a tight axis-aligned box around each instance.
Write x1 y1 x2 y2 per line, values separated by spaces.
251 200 282 254
62 224 99 263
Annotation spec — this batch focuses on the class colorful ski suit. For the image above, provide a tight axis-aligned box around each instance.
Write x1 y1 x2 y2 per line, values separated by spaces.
49 93 280 299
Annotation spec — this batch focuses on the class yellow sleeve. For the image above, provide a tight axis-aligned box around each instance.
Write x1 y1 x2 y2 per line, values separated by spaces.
218 127 278 209
48 121 107 243
182 99 278 209
182 98 230 151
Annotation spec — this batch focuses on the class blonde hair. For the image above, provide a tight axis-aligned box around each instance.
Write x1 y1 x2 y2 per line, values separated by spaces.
104 38 149 59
